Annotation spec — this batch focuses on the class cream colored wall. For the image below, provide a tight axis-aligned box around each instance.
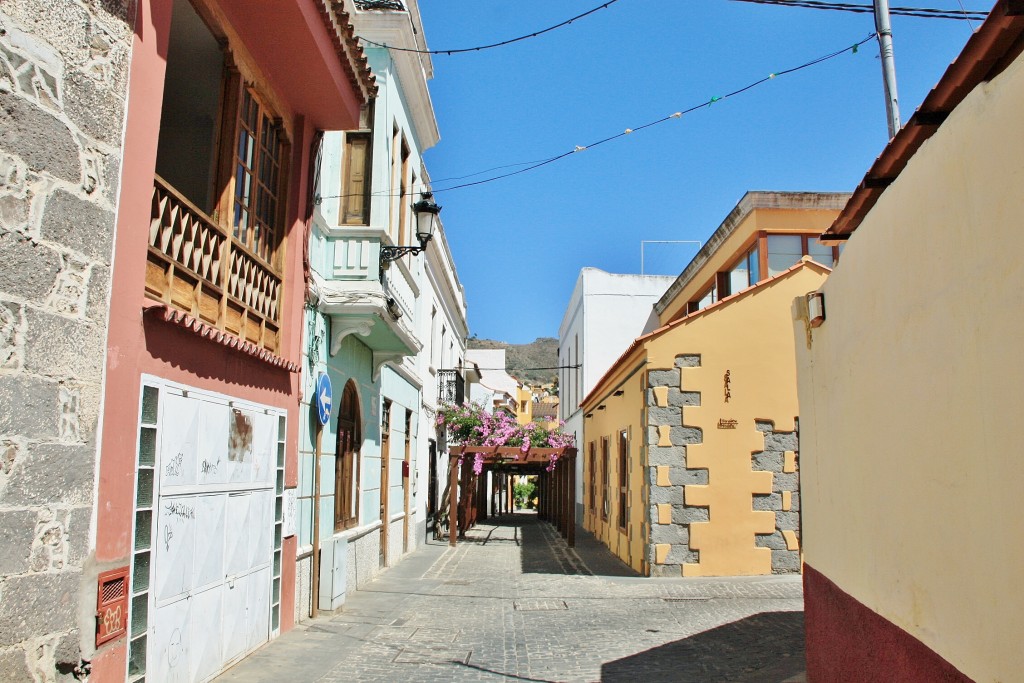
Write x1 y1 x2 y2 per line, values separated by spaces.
581 366 646 574
650 264 828 576
793 53 1024 682
659 208 839 324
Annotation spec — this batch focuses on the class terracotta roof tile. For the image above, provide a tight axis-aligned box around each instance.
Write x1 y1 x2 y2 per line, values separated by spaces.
145 303 301 373
825 0 1024 239
322 0 378 102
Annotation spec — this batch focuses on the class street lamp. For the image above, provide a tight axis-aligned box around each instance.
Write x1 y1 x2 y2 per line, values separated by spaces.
380 192 441 268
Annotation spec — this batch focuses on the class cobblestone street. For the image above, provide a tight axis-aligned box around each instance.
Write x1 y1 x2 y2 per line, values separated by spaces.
217 513 806 683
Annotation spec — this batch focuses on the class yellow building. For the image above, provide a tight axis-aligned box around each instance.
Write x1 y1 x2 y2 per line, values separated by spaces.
531 398 560 430
515 385 533 425
581 192 846 576
792 6 1024 681
516 385 561 429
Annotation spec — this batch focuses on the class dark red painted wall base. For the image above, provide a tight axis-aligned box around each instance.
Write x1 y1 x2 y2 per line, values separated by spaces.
804 564 975 683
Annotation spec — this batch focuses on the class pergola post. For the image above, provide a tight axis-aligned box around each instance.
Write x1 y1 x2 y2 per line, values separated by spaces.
460 463 473 535
555 465 563 537
544 473 552 520
556 461 564 538
443 446 574 546
561 460 569 539
478 470 487 522
563 456 571 539
567 452 576 547
448 453 459 547
540 472 548 521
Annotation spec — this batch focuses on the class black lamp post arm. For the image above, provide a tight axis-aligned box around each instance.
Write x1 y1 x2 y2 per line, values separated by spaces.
380 244 426 264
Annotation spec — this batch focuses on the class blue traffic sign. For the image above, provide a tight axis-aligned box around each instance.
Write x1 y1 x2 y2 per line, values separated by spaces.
315 372 332 426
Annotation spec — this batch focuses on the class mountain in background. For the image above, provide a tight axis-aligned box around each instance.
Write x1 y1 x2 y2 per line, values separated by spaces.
467 336 558 387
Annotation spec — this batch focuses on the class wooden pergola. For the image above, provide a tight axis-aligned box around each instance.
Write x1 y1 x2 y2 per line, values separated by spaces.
447 446 578 547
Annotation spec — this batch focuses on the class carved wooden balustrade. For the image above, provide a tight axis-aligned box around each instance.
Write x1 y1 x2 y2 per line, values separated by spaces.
146 175 282 352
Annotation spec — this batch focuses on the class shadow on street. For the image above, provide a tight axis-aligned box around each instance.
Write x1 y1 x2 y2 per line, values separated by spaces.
458 510 641 577
601 611 806 682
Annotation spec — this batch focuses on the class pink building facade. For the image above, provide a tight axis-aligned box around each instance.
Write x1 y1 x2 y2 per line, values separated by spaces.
89 1 374 679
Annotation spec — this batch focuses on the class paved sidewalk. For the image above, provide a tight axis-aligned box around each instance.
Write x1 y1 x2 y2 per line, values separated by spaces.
217 512 806 683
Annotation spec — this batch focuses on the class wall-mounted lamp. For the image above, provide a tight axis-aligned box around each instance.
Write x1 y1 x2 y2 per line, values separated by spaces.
613 390 624 397
585 412 593 418
386 297 403 320
807 291 825 328
380 192 441 269
597 405 606 410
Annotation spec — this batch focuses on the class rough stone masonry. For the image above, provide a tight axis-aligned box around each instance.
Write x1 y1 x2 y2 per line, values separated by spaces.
644 354 801 577
0 1 133 680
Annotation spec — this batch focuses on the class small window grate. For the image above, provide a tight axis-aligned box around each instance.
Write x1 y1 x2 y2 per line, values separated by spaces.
101 576 126 603
96 567 130 646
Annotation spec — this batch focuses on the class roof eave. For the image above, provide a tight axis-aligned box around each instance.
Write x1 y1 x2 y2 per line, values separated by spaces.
824 0 1024 240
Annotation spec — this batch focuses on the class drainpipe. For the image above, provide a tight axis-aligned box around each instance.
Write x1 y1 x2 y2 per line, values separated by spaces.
310 422 323 618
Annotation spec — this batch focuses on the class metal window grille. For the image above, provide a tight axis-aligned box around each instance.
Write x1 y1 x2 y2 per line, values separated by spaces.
437 369 465 405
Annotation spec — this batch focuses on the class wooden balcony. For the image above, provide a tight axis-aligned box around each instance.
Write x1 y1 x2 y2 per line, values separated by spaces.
146 175 282 353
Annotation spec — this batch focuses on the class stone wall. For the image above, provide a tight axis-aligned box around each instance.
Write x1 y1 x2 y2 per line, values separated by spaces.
0 2 132 679
645 356 705 577
753 420 802 573
644 355 802 576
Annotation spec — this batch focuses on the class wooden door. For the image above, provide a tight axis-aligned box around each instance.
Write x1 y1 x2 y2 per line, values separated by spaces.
335 382 361 531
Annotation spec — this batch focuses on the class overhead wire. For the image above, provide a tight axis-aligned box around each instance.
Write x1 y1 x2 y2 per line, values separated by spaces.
430 32 879 194
952 0 978 29
320 31 878 201
358 0 623 55
429 158 558 184
468 366 581 370
729 0 988 21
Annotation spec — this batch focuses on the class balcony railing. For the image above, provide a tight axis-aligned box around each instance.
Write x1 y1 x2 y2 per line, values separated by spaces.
355 0 406 10
146 175 282 352
438 369 465 405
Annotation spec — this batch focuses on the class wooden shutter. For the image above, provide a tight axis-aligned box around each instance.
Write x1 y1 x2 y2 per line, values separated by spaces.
342 133 371 225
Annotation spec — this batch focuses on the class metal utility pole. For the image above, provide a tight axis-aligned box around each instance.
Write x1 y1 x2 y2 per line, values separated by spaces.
874 0 901 138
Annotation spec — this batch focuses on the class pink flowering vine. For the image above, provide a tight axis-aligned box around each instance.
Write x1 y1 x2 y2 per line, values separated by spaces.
436 402 575 471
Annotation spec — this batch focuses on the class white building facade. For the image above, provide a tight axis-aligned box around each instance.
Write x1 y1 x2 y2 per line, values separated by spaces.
296 0 471 617
418 212 472 536
558 268 674 521
466 349 520 414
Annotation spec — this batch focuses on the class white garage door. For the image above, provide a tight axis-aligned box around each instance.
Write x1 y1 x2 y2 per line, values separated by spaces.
128 382 285 683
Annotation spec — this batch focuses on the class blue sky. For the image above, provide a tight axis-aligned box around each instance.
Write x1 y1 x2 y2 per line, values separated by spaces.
417 1 977 343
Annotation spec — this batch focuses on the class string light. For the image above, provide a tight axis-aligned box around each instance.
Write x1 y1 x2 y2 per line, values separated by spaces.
428 32 877 194
319 32 877 200
358 0 623 55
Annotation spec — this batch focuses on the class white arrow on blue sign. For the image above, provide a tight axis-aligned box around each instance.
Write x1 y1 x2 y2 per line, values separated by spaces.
315 372 332 426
